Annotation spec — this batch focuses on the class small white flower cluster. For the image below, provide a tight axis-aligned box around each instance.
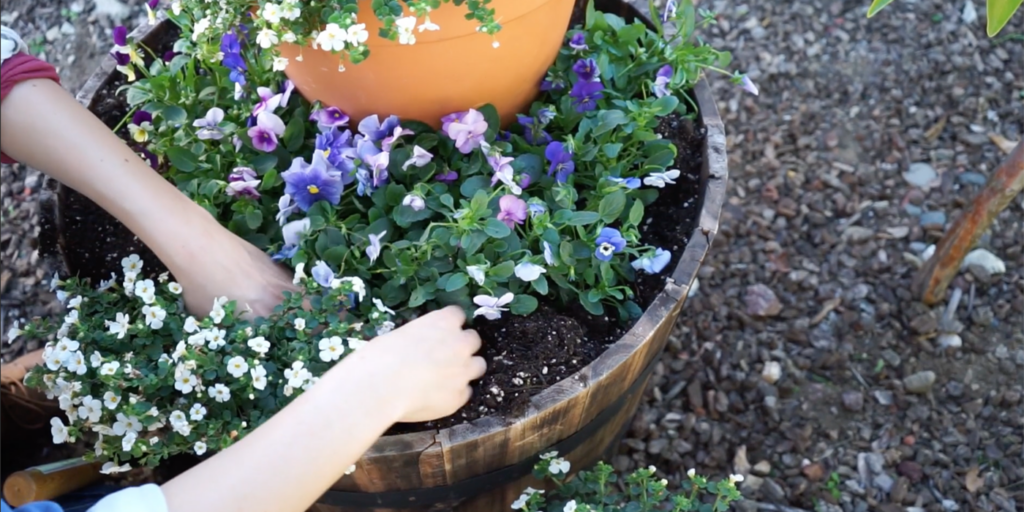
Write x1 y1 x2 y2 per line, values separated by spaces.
25 255 386 470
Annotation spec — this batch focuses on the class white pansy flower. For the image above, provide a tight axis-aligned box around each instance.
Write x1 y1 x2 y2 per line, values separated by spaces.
134 279 156 304
318 336 345 362
247 336 270 355
514 262 546 282
194 441 207 456
106 312 130 339
100 361 120 376
467 265 487 286
51 417 71 444
143 305 166 330
473 293 514 320
226 356 249 379
189 403 207 421
250 365 268 390
168 282 183 294
103 391 121 410
209 383 231 403
642 169 680 188
315 23 347 52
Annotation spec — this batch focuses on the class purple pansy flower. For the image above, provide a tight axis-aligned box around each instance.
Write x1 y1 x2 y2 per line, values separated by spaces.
516 114 552 146
354 139 390 195
519 174 532 189
435 170 459 183
569 33 588 52
572 58 600 82
545 142 575 183
607 176 642 189
527 199 546 218
247 111 286 152
569 80 604 113
537 108 556 125
137 148 158 170
314 128 358 179
632 248 672 274
488 152 520 194
193 107 225 140
226 167 261 199
497 195 527 229
281 150 344 211
653 65 673 98
310 106 350 132
127 110 153 143
366 231 386 264
442 109 488 154
279 80 295 108
540 75 566 91
381 125 414 152
220 31 247 85
358 115 401 142
145 0 159 24
113 26 128 47
594 227 627 261
273 217 311 261
402 146 433 170
311 261 335 288
162 50 178 63
275 194 297 225
740 75 759 96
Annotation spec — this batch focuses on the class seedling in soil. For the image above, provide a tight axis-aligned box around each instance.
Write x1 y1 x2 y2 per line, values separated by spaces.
824 472 842 501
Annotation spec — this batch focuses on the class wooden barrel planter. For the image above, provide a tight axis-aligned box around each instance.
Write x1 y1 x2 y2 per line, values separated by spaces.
45 0 728 510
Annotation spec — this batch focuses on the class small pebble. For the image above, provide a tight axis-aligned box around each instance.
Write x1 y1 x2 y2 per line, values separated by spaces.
920 211 947 229
903 371 937 394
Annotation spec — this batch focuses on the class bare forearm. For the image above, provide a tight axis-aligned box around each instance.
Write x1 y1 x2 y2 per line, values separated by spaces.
160 349 404 512
0 78 220 271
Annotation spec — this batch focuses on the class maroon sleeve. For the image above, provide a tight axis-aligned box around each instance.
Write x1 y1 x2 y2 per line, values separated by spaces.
1 52 62 164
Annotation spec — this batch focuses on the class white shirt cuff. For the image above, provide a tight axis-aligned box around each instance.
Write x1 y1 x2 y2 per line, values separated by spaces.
87 484 169 512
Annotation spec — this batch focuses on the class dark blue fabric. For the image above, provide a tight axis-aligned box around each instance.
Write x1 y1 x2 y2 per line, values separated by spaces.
0 483 117 512
1 499 64 512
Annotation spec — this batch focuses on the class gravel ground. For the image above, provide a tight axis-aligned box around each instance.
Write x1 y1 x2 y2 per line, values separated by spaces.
2 0 1022 511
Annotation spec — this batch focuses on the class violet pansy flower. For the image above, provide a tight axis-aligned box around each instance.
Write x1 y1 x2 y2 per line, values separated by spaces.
442 109 488 154
314 128 358 178
569 33 588 52
279 80 295 107
653 65 673 98
366 231 386 264
594 228 627 262
607 176 642 189
162 50 178 63
281 150 344 211
145 0 159 25
544 142 575 183
402 146 433 170
193 107 225 140
572 58 600 82
569 81 604 113
354 139 390 195
381 125 414 152
435 170 459 183
309 106 350 132
496 195 527 229
225 167 261 199
358 115 401 142
220 31 246 85
527 199 547 218
402 194 425 211
631 248 672 274
137 148 158 170
127 110 153 143
740 75 759 96
516 114 552 146
311 261 335 288
540 75 566 91
247 111 286 152
274 217 311 261
662 0 678 22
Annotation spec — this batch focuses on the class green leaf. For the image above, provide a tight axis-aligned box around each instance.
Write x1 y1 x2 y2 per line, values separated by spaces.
483 218 512 238
866 0 896 16
651 95 679 116
408 286 434 308
585 0 598 29
509 294 538 316
445 272 469 292
491 261 515 280
512 153 543 175
161 105 187 124
462 231 488 255
252 154 278 174
478 104 500 136
245 209 263 230
594 109 628 136
602 143 623 159
987 0 1023 36
643 149 676 169
552 209 574 225
628 198 645 226
393 205 433 228
559 241 576 266
166 147 198 172
283 113 306 152
460 176 490 199
260 169 280 191
125 87 152 106
530 275 549 295
567 211 600 226
440 193 455 210
579 291 604 315
598 190 626 223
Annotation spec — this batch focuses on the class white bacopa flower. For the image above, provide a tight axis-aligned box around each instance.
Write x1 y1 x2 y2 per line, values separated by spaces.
418 18 440 32
55 337 80 356
157 272 169 283
209 307 225 325
51 417 70 444
134 279 156 304
6 320 22 343
121 430 138 452
686 468 696 478
66 351 87 375
103 391 121 410
100 462 130 475
280 1 300 20
376 321 395 336
564 500 577 512
187 331 207 347
540 451 558 460
175 371 197 395
281 31 297 43
729 473 745 484
189 403 207 421
194 441 207 456
206 328 227 350
473 292 514 320
247 336 270 355
272 56 289 71
98 273 117 291
67 295 83 309
292 262 307 285
183 316 199 333
511 488 542 510
142 305 166 330
121 254 143 274
315 23 347 52
250 365 268 390
112 412 142 435
56 290 68 304
256 28 279 49
106 313 130 339
260 2 281 22
372 298 395 315
209 383 231 403
466 266 487 286
122 272 137 296
284 361 310 388
346 338 367 351
226 356 249 378
345 23 369 46
63 309 79 326
514 262 546 282
318 336 345 362
167 282 183 294
100 361 120 376
78 396 103 423
642 169 680 188
169 410 189 430
395 16 417 45
49 272 63 291
192 17 211 40
294 318 306 331
283 385 294 397
172 341 188 361
548 457 570 475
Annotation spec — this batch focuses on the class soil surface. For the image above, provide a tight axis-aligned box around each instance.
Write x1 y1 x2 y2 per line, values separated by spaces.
2 0 1023 511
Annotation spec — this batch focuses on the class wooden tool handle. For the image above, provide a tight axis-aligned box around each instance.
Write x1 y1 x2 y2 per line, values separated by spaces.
3 458 103 507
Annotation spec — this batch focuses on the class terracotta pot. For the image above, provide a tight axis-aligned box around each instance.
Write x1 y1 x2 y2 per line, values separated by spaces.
277 0 575 128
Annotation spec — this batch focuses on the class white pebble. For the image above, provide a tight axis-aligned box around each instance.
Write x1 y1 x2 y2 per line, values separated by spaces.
961 249 1005 275
761 361 782 384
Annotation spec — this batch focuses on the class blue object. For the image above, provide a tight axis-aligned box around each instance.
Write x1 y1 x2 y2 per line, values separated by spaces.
1 499 63 512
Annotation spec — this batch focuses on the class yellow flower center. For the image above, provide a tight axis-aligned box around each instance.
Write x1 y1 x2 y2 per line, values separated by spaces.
307 184 320 194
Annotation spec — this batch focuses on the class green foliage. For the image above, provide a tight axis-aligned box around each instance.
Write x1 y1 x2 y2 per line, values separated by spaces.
867 0 1022 36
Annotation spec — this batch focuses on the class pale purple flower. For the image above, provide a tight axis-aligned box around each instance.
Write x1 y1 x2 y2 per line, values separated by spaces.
653 65 673 98
497 195 527 229
366 231 386 264
403 146 433 170
485 146 520 194
225 167 260 199
310 106 350 131
514 262 546 282
542 241 556 266
232 135 243 152
594 227 627 261
248 111 286 152
442 109 488 154
253 87 283 116
545 142 575 183
358 115 401 142
381 126 414 152
276 194 297 225
569 33 588 52
311 261 335 287
740 75 759 96
519 174 532 189
402 194 425 211
473 293 514 320
607 176 642 189
282 218 311 246
527 200 547 218
662 0 678 22
632 248 672 274
193 107 225 140
354 139 390 195
467 265 487 285
315 128 358 177
572 58 600 82
279 80 295 108
281 150 344 211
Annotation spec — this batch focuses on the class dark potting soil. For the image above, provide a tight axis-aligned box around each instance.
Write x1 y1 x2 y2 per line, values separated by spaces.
41 17 707 434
